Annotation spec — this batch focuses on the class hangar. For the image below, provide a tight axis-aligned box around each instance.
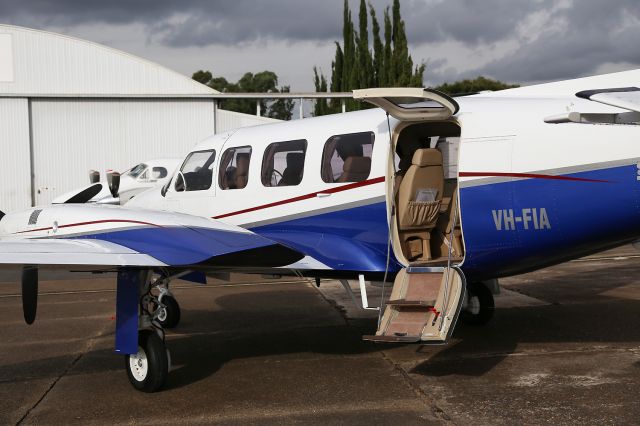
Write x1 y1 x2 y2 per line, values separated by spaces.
0 24 277 210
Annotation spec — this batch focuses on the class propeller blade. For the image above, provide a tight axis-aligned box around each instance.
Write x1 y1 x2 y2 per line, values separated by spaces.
106 171 120 198
89 170 100 184
21 266 38 325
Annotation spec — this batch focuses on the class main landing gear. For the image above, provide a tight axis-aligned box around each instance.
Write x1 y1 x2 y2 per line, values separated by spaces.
119 271 182 392
460 281 495 325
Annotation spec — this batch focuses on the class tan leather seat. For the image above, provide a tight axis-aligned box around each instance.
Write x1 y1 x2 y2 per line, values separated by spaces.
234 153 251 189
279 152 305 186
397 148 444 261
337 156 371 182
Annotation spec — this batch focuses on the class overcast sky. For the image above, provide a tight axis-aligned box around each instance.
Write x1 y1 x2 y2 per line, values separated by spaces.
1 0 639 90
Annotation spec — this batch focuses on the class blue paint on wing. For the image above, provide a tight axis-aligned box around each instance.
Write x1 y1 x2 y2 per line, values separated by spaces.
71 226 274 266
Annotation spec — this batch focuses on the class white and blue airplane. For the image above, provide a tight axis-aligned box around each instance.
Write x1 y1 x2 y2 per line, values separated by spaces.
1 69 640 392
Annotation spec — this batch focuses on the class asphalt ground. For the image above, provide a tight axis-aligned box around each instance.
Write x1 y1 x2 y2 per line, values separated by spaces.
1 246 639 425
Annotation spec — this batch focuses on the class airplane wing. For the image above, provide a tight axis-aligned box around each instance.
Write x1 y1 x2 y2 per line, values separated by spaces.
576 87 640 112
0 204 304 270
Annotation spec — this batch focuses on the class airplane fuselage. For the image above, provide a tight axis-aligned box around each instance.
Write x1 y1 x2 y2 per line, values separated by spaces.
128 94 640 282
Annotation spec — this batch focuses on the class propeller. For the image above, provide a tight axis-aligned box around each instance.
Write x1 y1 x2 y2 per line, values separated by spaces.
89 170 100 184
21 266 38 325
106 171 120 198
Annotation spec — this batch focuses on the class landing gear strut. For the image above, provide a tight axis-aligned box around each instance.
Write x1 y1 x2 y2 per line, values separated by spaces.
460 281 494 325
118 270 178 392
151 278 181 329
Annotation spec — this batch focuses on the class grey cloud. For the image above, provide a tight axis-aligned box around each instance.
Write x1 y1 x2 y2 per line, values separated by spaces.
0 0 347 45
402 0 555 45
456 1 640 84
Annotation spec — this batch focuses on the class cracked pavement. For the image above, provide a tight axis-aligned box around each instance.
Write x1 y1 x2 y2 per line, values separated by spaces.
1 246 639 424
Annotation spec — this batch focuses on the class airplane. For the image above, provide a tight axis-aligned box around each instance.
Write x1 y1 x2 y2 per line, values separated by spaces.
51 158 182 205
1 69 640 392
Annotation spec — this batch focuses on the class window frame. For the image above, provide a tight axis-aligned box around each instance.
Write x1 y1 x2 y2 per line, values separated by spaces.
261 139 308 187
320 131 375 184
172 149 217 193
218 145 253 190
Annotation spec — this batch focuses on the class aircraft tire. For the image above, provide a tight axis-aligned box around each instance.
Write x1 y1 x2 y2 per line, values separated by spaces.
125 330 168 392
157 295 181 329
460 282 494 325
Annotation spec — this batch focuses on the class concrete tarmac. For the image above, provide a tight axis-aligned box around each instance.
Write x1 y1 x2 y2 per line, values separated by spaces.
1 246 640 425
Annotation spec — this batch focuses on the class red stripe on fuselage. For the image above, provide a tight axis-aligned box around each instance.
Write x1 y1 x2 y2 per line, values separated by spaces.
458 172 611 183
213 176 386 219
15 219 162 234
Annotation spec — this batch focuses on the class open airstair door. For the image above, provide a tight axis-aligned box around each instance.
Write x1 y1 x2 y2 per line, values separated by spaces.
357 88 465 344
353 87 459 121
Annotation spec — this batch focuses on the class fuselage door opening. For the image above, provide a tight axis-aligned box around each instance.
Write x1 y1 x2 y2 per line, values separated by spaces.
356 87 465 344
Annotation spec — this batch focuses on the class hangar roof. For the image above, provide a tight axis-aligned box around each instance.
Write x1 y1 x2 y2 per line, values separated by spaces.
0 24 218 97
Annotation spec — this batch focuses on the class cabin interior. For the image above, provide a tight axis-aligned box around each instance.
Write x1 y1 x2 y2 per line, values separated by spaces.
392 121 464 266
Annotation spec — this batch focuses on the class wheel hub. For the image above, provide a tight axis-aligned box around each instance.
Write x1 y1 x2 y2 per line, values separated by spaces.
157 306 168 322
466 295 481 315
129 347 148 381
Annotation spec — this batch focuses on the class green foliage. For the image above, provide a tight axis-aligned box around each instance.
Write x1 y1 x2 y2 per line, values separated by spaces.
192 70 294 120
314 0 426 115
436 76 519 95
313 67 330 117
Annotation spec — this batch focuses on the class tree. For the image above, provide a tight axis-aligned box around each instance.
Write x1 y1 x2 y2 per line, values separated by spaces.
313 67 330 117
191 70 294 120
436 76 519 95
314 0 425 115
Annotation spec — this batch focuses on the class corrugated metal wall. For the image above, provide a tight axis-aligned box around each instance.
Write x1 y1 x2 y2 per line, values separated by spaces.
0 25 216 96
216 109 280 133
31 99 217 205
0 98 31 211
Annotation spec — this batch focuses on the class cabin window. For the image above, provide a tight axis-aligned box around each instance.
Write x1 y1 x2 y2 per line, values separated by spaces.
219 146 252 190
152 167 168 179
321 131 374 183
261 139 307 187
174 149 216 192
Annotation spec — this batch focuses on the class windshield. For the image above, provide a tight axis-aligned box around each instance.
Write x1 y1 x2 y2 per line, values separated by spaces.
126 163 148 178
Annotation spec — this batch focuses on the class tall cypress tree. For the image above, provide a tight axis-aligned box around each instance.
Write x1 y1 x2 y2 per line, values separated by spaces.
383 7 393 86
370 4 384 87
313 0 425 114
358 0 373 89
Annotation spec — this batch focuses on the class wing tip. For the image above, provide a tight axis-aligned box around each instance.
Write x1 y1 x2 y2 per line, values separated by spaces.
576 87 640 99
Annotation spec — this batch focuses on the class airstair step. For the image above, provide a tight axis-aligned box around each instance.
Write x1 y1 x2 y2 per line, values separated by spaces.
362 334 421 343
387 299 435 308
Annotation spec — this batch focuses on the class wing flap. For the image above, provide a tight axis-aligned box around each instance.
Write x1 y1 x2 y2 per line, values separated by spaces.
0 239 166 267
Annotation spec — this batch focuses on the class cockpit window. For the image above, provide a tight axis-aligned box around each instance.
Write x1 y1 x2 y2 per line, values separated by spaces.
174 150 216 192
126 163 148 178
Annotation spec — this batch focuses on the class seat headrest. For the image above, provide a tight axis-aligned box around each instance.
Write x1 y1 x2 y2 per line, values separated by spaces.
286 152 305 171
343 156 372 173
412 149 442 167
235 153 250 174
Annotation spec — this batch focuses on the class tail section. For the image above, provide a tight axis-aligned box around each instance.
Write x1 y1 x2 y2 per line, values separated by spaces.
0 210 4 221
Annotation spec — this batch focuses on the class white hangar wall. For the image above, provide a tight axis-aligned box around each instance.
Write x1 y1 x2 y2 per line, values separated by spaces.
31 99 218 205
0 25 278 210
0 98 31 211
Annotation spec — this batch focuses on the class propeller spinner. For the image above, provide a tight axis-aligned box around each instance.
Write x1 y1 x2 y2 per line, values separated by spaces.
106 171 121 198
